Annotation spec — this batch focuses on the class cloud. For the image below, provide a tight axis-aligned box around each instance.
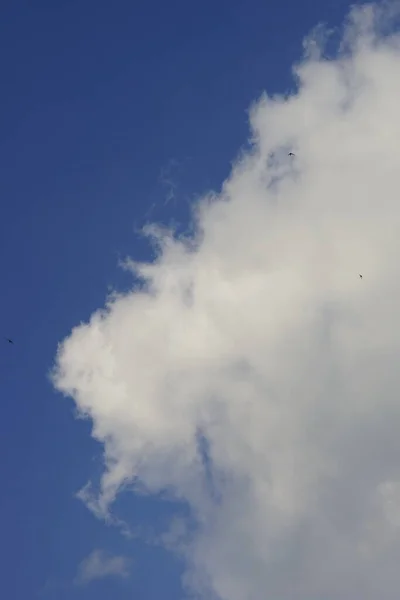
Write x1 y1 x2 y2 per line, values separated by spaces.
160 158 180 205
52 2 400 598
74 550 131 585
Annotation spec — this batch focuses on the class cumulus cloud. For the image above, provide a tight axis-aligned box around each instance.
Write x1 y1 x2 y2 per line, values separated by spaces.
52 2 400 598
74 549 131 585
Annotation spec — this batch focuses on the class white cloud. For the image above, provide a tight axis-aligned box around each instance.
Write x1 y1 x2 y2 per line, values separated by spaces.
52 2 400 598
74 549 131 585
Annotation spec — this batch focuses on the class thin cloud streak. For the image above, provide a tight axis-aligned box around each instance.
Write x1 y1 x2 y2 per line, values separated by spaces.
74 549 131 585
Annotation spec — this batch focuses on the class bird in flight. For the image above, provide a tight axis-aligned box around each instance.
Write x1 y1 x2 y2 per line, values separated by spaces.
288 152 295 156
5 337 14 344
359 274 363 279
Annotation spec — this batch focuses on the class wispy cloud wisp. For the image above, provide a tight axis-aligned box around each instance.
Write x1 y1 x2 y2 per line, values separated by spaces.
74 549 131 585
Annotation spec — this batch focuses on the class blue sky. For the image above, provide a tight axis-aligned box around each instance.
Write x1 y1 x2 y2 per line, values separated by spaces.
0 1 367 598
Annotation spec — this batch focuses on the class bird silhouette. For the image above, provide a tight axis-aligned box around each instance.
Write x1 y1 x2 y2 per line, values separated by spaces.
5 338 14 344
288 152 295 156
359 274 363 279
